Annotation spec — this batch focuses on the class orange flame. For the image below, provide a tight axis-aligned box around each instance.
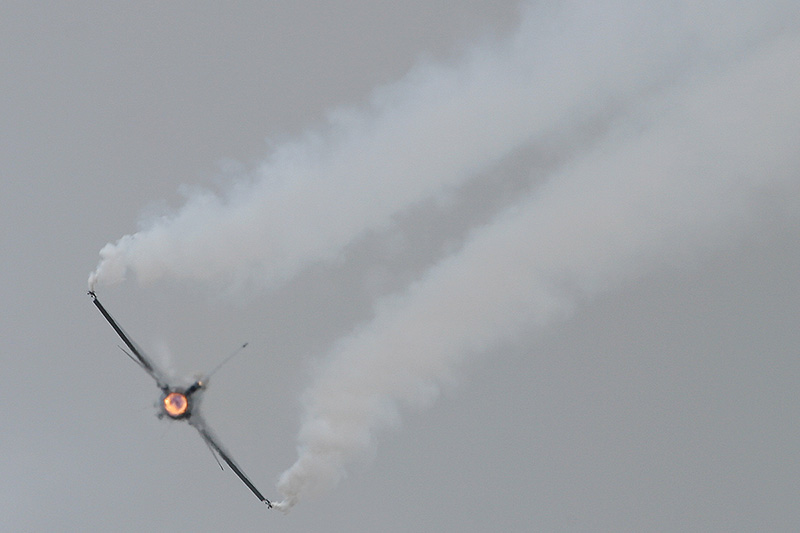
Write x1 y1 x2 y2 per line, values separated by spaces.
163 392 188 417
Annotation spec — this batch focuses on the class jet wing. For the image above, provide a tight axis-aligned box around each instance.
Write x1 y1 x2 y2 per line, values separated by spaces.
189 415 272 508
88 291 169 390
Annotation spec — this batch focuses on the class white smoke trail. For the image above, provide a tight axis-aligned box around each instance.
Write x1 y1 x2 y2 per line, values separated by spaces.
86 0 787 292
273 25 800 510
84 0 800 512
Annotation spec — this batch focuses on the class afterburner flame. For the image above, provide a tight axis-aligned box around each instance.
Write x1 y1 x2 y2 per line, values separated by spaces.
163 392 189 417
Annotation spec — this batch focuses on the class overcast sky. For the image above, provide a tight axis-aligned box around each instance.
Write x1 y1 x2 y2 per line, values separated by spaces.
3 1 800 531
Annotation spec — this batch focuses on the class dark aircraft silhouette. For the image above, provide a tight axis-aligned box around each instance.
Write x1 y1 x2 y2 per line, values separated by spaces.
88 291 272 508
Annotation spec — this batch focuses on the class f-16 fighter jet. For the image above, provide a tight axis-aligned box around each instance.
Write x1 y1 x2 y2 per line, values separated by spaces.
88 291 272 508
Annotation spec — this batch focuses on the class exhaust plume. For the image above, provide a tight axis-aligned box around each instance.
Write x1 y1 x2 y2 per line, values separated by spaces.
87 0 800 511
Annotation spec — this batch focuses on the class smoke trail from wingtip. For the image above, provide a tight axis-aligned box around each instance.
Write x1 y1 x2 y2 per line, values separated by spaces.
274 12 800 510
87 0 763 293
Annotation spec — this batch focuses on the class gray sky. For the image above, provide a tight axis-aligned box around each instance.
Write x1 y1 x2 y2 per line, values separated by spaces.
3 1 799 531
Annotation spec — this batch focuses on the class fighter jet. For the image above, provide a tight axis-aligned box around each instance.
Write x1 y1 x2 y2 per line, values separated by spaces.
88 291 272 508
